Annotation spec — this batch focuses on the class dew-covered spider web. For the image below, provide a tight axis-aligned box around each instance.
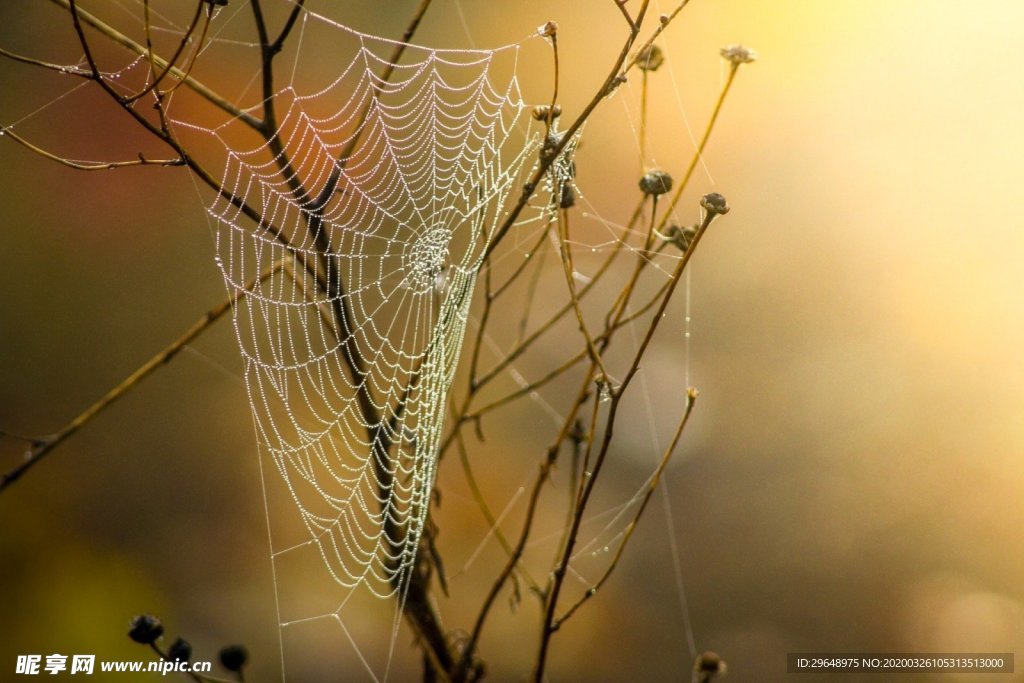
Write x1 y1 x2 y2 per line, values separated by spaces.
179 9 543 607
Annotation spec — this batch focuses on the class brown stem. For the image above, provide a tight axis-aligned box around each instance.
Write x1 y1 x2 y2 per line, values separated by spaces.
532 208 720 679
49 0 261 129
1 260 286 493
553 387 697 628
0 126 183 170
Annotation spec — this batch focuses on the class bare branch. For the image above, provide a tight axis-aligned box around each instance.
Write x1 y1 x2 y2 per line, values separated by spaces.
624 0 692 74
655 60 744 233
533 204 724 678
1 259 287 494
126 0 207 104
0 47 88 78
0 126 184 171
48 0 262 129
270 0 306 55
481 0 653 262
554 386 698 628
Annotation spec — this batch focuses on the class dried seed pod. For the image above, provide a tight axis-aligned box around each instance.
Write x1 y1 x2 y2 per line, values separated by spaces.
700 192 730 215
127 615 164 645
694 650 727 679
636 44 665 72
663 223 698 251
531 104 562 121
559 183 577 209
639 169 673 197
168 638 192 663
219 645 249 673
720 44 758 65
538 21 557 38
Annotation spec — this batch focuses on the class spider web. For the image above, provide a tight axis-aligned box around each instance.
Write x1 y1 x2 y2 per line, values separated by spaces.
178 8 542 602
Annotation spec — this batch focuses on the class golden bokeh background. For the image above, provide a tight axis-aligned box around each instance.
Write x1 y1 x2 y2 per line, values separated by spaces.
1 1 1022 681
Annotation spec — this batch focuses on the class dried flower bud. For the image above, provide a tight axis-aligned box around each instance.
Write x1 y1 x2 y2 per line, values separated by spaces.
720 44 757 65
700 192 730 215
695 650 727 678
219 645 249 673
639 169 673 197
663 224 698 251
559 183 576 209
128 615 163 645
636 45 665 72
167 638 192 663
659 13 670 26
531 105 562 121
538 21 557 39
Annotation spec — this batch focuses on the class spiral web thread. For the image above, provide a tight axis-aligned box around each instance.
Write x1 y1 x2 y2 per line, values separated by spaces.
189 10 540 599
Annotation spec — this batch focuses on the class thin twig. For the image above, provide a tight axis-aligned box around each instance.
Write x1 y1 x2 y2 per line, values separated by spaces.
554 387 698 628
624 0 692 73
453 370 595 682
655 62 741 233
614 0 636 29
480 0 652 262
126 0 206 104
270 0 306 55
48 0 261 129
53 0 304 274
1 259 287 493
0 47 89 78
556 207 609 380
454 429 540 593
532 207 721 678
0 126 183 170
640 70 650 164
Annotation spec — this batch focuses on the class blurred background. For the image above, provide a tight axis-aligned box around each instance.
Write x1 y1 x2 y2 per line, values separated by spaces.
1 1 1023 681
